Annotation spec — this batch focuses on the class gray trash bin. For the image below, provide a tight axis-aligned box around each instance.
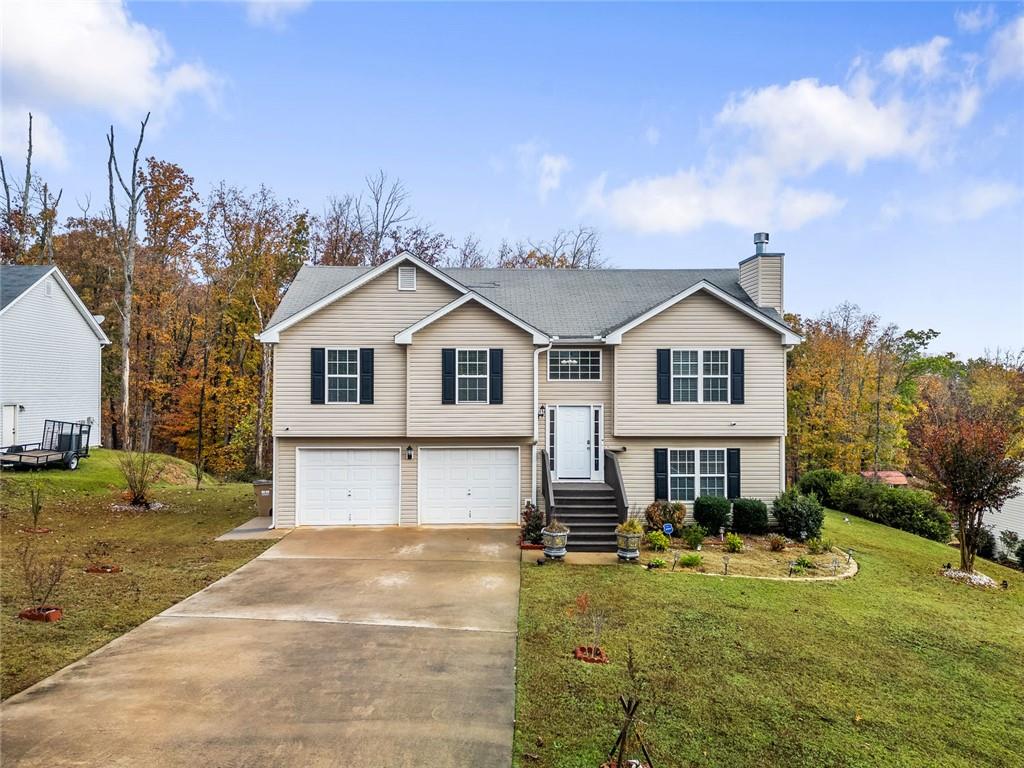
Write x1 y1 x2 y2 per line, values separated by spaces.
252 480 273 516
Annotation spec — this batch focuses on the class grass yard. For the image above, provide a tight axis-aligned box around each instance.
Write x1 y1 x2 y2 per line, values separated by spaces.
1 449 274 699
515 511 1024 768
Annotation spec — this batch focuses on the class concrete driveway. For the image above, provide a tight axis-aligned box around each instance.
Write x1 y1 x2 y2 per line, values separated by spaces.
1 527 520 768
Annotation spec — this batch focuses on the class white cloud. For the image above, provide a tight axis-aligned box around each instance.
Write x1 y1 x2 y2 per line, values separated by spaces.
955 180 1022 220
0 108 68 169
515 142 570 202
988 16 1024 83
955 6 997 34
584 161 844 235
716 78 932 174
644 126 661 146
245 1 312 29
1 1 219 121
881 36 951 79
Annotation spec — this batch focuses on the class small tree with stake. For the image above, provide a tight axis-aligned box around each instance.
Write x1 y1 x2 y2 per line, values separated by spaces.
603 643 655 768
908 379 1024 573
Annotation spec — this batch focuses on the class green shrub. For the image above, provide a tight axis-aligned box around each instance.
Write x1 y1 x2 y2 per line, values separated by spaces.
766 533 787 552
829 474 952 542
693 495 731 533
616 518 644 535
976 527 998 560
1015 540 1024 565
724 532 744 553
806 537 833 555
522 502 543 544
797 469 844 508
645 530 670 552
678 553 703 568
731 498 769 533
644 501 685 532
648 557 667 569
772 490 825 539
794 554 815 569
681 524 707 550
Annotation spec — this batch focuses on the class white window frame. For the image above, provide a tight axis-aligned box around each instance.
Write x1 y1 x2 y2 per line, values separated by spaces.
455 348 489 404
670 348 730 404
547 349 602 382
668 447 727 502
326 347 359 404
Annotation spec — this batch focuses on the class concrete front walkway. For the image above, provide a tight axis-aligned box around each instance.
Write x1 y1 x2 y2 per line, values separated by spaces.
1 527 521 768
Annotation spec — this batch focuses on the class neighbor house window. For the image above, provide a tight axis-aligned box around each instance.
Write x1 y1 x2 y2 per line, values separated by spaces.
457 349 488 403
326 348 358 403
548 349 601 380
669 448 726 501
671 349 729 403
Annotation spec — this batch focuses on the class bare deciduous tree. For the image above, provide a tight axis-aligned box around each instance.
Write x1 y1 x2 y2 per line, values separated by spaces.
360 170 412 264
107 113 150 449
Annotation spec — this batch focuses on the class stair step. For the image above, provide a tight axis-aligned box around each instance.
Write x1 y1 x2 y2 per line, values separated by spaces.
552 488 614 498
554 503 618 512
561 522 617 534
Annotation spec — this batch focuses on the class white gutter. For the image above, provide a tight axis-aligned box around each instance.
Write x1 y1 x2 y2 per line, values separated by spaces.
531 341 553 505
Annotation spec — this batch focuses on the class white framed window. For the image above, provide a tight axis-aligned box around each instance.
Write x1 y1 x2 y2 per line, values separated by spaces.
548 349 601 380
456 349 488 403
669 448 726 501
398 265 417 291
326 348 359 403
671 349 729 403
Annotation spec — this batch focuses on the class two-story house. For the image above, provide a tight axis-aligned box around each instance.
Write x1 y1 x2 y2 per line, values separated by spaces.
257 233 800 550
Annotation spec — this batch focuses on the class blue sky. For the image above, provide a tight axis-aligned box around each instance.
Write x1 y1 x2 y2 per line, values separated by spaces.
3 1 1022 357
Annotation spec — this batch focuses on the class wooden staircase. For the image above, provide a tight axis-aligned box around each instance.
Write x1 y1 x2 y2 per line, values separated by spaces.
551 482 619 552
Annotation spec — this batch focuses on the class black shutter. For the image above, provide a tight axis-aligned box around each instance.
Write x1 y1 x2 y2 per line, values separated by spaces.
359 348 374 404
656 349 671 404
489 348 504 404
310 348 325 404
727 448 741 499
441 348 456 404
654 448 668 500
730 349 745 404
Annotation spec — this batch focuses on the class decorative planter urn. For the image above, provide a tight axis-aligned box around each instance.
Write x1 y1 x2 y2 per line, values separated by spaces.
616 531 642 561
541 526 569 559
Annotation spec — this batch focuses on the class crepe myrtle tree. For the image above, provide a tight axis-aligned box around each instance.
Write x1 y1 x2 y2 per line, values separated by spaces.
908 379 1024 573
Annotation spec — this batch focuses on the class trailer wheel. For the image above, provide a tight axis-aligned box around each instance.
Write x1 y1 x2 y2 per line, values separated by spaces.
63 452 80 471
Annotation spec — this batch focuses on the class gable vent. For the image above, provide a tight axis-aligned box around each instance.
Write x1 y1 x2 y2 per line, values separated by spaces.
398 265 417 291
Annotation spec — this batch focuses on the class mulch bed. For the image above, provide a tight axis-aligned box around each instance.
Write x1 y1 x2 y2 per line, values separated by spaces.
84 564 122 574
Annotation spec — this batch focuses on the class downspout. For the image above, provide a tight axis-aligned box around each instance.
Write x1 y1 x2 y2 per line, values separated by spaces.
531 341 553 506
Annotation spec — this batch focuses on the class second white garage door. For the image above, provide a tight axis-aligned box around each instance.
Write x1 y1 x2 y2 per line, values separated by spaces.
297 448 400 526
419 448 519 524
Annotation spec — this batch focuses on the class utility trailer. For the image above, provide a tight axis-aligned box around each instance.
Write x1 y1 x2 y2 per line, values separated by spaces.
1 420 92 471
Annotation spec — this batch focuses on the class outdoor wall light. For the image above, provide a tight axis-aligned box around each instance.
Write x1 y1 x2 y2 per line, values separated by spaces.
406 445 414 461
537 404 546 419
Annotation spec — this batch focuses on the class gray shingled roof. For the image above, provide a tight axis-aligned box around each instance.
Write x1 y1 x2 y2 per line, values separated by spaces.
0 265 54 311
266 263 786 338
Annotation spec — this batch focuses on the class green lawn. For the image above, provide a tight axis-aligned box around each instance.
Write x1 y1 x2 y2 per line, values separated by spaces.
514 511 1024 768
1 450 273 699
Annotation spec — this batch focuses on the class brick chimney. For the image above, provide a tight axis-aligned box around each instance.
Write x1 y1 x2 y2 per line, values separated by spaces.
739 232 784 314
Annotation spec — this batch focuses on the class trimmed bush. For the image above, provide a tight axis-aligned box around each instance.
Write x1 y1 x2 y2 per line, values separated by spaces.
693 495 731 533
677 553 703 568
644 501 685 532
797 469 844 508
772 490 825 539
724 532 744 553
976 527 998 561
645 530 670 552
1015 540 1024 565
828 474 951 542
731 498 769 534
681 524 707 550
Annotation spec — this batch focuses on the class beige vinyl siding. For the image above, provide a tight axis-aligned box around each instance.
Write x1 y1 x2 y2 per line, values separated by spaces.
273 436 532 527
739 254 783 314
272 266 459 436
614 290 787 437
406 301 534 437
617 437 783 520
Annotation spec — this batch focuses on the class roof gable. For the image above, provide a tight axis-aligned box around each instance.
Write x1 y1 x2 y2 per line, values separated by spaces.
0 265 110 344
395 292 549 345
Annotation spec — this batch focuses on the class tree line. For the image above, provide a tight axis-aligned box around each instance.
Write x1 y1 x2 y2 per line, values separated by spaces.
0 114 603 478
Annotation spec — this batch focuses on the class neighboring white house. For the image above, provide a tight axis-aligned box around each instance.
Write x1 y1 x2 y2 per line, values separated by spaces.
0 265 109 448
991 490 1024 561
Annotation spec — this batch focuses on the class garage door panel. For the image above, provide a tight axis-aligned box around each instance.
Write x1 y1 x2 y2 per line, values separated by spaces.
420 448 518 525
298 449 400 526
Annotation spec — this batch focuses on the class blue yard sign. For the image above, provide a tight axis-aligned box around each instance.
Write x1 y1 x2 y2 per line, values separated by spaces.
662 523 674 536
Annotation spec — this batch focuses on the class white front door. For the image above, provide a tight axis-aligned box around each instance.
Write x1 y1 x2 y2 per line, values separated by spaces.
556 406 593 480
420 448 519 524
1 405 17 446
297 448 400 526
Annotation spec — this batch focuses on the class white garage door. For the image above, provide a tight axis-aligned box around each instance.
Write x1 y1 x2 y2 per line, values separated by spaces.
297 449 399 526
420 448 519 524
